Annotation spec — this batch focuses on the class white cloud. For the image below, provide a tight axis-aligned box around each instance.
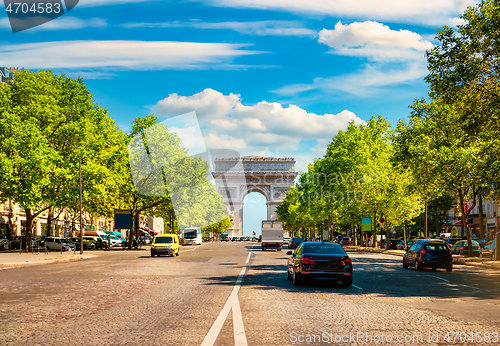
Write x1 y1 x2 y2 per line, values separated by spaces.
153 88 365 160
275 62 428 97
0 41 258 71
78 0 157 6
124 20 316 37
155 89 241 120
0 17 107 31
276 21 431 97
318 21 433 61
199 0 477 26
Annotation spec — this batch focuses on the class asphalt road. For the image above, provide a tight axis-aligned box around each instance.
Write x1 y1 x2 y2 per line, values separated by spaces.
1 242 499 346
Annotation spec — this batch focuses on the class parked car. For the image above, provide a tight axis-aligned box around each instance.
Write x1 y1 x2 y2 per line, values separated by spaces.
283 236 291 244
151 233 180 257
44 237 76 251
287 241 353 287
403 240 452 272
288 237 303 249
396 240 405 250
450 240 481 256
0 239 12 250
445 237 467 247
239 236 245 241
381 239 398 249
480 240 496 260
476 238 487 248
69 237 96 250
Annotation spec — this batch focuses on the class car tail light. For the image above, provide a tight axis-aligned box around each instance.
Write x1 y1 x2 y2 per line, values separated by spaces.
420 247 427 254
300 257 316 265
339 258 352 266
448 248 452 255
461 246 465 250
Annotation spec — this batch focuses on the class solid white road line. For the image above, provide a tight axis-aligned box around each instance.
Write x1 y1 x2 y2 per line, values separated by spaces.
428 275 451 283
200 251 254 346
352 284 363 290
232 293 248 346
460 284 481 290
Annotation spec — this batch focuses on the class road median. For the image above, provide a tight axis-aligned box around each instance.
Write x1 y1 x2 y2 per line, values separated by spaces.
344 245 500 270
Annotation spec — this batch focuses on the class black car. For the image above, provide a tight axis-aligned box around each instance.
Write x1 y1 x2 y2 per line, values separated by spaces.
403 240 452 272
288 237 303 249
380 239 398 249
287 242 353 287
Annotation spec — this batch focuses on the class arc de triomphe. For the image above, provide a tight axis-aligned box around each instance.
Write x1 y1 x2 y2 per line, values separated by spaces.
212 156 298 237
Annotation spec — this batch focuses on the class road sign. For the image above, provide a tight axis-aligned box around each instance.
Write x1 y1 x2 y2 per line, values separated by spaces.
379 218 385 224
330 222 334 228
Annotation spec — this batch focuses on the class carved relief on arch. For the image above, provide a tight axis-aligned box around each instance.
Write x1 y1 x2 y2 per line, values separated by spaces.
240 185 270 201
272 187 290 201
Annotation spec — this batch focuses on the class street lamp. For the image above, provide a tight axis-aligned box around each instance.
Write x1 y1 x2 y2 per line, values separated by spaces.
49 140 111 254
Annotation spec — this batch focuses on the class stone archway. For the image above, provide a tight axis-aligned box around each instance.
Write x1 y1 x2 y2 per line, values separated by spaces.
212 156 298 237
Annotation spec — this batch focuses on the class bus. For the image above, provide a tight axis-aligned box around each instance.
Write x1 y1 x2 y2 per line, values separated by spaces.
181 228 202 245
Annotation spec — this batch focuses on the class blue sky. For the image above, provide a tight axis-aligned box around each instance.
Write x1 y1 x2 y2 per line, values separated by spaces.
0 0 477 234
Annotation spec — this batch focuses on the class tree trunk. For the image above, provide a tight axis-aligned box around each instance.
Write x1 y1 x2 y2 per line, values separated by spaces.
403 221 407 250
372 211 377 248
46 207 54 237
25 209 35 251
478 193 484 239
459 191 473 257
7 199 15 240
424 194 428 238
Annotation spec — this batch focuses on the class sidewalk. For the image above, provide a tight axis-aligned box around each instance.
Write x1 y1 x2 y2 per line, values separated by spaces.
345 245 500 270
0 250 98 270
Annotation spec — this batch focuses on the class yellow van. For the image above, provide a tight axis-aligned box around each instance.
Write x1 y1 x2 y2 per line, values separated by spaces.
151 233 180 257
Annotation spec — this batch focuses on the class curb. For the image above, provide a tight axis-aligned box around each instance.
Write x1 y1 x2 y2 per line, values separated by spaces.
0 254 98 270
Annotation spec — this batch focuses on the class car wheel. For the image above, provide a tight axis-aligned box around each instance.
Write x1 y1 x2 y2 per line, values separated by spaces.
287 267 292 280
446 264 452 272
292 270 302 286
342 276 353 288
402 258 408 269
415 260 421 271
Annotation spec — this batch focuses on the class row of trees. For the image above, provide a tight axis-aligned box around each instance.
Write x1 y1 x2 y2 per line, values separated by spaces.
276 116 424 246
277 0 500 256
0 70 230 249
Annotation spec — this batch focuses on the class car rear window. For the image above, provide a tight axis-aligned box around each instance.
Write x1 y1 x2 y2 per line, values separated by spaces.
424 244 448 251
302 243 346 254
154 237 173 244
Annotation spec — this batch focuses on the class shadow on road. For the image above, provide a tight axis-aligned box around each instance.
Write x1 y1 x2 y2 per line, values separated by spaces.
201 254 500 299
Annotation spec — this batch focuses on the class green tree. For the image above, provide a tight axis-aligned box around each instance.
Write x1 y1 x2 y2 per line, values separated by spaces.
0 70 123 248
